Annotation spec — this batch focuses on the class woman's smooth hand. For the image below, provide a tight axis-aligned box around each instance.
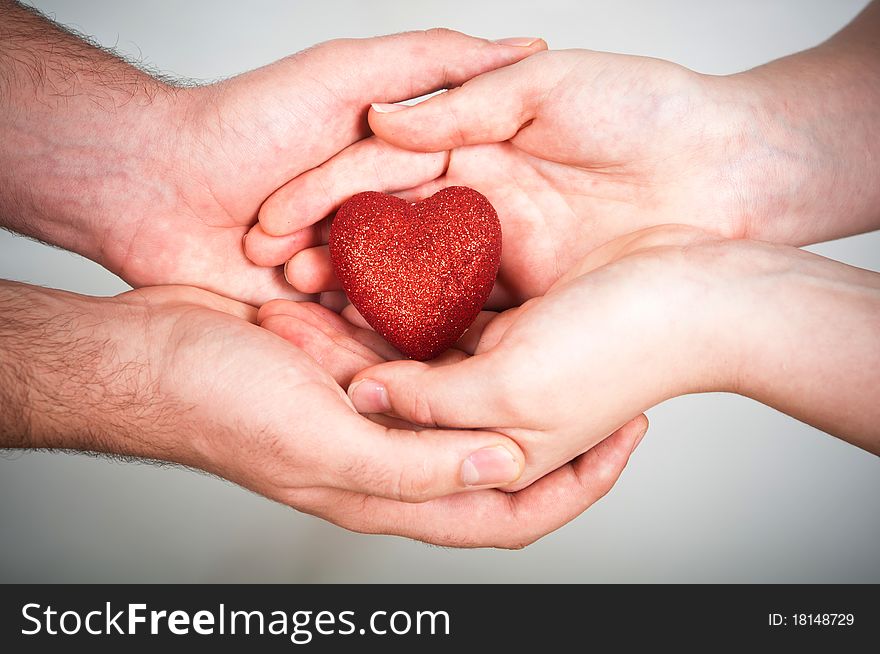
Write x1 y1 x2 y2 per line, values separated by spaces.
339 224 880 489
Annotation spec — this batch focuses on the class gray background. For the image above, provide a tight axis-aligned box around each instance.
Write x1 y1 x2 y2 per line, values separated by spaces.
1 0 877 583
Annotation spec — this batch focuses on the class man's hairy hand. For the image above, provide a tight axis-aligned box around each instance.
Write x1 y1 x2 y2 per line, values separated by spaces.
0 281 649 547
0 1 545 303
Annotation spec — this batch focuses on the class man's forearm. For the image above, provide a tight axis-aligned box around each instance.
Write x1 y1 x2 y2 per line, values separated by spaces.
0 0 180 269
718 0 880 245
0 280 186 460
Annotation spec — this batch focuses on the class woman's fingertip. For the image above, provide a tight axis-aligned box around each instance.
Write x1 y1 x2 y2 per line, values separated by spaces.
348 378 391 414
371 102 409 114
492 36 541 47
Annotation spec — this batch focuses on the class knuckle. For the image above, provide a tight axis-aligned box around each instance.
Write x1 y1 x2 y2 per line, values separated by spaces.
577 452 623 498
495 534 530 550
394 463 437 503
314 37 350 53
257 298 287 322
335 496 380 534
335 443 438 503
528 49 555 64
412 393 437 427
488 370 533 425
296 38 357 67
332 453 387 493
408 390 438 427
422 27 460 42
594 459 624 491
444 98 469 146
496 526 540 550
503 540 530 551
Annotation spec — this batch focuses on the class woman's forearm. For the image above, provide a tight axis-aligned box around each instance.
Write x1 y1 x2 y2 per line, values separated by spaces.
712 1 880 245
718 242 880 454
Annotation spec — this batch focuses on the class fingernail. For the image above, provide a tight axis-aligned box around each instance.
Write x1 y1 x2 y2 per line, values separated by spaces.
371 102 408 114
348 379 391 413
282 260 293 286
242 232 249 251
461 446 521 487
493 37 540 47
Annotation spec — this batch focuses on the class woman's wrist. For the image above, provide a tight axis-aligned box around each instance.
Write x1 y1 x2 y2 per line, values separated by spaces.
683 238 880 453
701 30 880 246
736 248 880 452
656 241 753 399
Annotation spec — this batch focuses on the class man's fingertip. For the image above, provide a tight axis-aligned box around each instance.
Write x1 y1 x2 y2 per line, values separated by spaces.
460 445 523 487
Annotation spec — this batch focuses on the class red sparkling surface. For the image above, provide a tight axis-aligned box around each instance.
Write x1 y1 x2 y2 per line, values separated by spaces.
329 186 502 360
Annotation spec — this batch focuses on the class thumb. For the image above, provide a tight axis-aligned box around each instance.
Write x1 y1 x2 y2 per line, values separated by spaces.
326 416 526 502
368 51 561 151
348 354 519 429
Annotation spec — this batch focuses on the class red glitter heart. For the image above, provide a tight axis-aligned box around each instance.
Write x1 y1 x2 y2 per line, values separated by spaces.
329 186 502 360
